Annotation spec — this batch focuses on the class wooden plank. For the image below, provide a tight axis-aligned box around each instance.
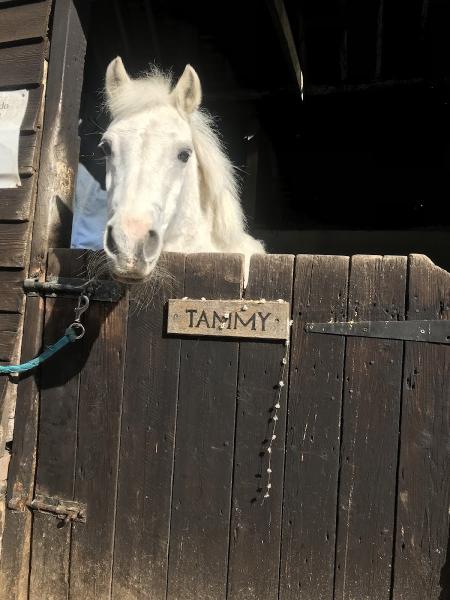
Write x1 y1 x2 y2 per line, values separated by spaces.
392 254 450 600
18 133 40 175
0 313 20 361
28 253 88 600
266 0 303 95
0 175 36 222
21 85 44 132
227 254 294 600
0 42 45 88
167 298 290 340
0 269 24 313
68 294 128 598
334 256 407 600
27 0 88 267
112 253 185 600
166 253 243 600
0 222 29 267
0 0 47 3
0 295 43 600
279 255 349 599
0 1 51 45
0 313 20 333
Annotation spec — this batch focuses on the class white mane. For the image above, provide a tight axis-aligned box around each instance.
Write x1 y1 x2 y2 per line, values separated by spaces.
106 68 259 252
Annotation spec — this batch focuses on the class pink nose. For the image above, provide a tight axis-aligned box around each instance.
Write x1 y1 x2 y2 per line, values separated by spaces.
122 216 152 239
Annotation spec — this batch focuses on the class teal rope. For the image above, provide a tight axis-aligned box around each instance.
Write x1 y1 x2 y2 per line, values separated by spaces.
0 326 78 375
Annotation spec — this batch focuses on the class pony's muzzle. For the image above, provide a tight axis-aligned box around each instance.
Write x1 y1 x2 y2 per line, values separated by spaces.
104 224 160 281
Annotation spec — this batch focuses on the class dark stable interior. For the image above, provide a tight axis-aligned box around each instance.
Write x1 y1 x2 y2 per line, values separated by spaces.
78 0 450 267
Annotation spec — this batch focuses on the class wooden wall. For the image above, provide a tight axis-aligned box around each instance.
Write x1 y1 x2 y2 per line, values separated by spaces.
0 0 53 551
0 0 52 408
1 250 448 600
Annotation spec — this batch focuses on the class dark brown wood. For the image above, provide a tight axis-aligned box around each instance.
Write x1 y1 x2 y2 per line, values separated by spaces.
227 254 294 600
392 254 450 600
0 295 43 600
0 175 36 222
0 313 20 361
28 253 87 600
0 42 46 87
21 86 45 133
0 222 29 268
28 0 88 279
0 1 51 45
334 256 407 600
18 133 40 175
112 253 185 600
3 250 450 598
280 255 349 599
166 253 243 600
0 269 25 313
69 294 128 598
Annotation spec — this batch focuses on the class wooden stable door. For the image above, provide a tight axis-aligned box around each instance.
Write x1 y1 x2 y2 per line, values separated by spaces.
1 251 449 600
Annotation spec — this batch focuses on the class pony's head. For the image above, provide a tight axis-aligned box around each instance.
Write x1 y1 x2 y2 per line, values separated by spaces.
102 57 202 283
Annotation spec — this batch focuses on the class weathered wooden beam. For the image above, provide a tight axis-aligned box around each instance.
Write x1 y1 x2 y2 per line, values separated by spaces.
0 176 36 222
0 1 52 45
305 77 425 96
266 0 303 97
0 42 46 88
28 0 89 278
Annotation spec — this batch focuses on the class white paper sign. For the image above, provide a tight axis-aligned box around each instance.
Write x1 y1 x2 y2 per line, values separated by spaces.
0 90 29 188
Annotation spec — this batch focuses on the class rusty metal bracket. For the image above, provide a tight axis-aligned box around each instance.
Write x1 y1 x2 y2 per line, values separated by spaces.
24 494 87 524
24 277 124 302
306 320 450 344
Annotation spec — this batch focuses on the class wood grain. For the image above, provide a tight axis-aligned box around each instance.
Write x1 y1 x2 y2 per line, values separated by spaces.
280 255 349 599
0 176 36 222
334 256 407 600
0 42 46 88
392 254 450 600
166 253 243 600
0 295 43 600
0 270 24 313
68 295 128 599
0 222 29 268
21 86 45 133
0 1 51 45
28 253 88 600
112 253 185 600
18 133 40 175
227 254 294 600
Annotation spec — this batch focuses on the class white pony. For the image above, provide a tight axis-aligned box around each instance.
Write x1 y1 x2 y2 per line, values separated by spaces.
101 57 265 284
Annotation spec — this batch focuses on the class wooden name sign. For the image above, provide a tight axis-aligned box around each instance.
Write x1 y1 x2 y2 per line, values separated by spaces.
167 299 290 340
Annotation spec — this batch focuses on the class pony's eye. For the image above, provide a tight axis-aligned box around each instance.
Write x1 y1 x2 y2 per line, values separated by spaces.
99 140 112 157
178 149 191 163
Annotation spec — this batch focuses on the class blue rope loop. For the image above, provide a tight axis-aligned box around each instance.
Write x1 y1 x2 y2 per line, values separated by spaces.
0 325 79 375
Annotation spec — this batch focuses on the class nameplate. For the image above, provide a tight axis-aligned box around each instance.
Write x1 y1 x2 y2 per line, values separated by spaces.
167 299 290 340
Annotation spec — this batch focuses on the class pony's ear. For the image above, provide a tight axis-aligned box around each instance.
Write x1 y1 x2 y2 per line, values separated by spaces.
172 65 202 115
105 56 130 105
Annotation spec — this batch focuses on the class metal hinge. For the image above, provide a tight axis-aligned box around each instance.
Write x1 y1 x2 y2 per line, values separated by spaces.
24 277 124 302
306 320 450 344
23 494 87 524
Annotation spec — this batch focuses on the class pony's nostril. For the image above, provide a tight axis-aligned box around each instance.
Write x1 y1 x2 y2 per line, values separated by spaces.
144 229 159 259
106 225 119 256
